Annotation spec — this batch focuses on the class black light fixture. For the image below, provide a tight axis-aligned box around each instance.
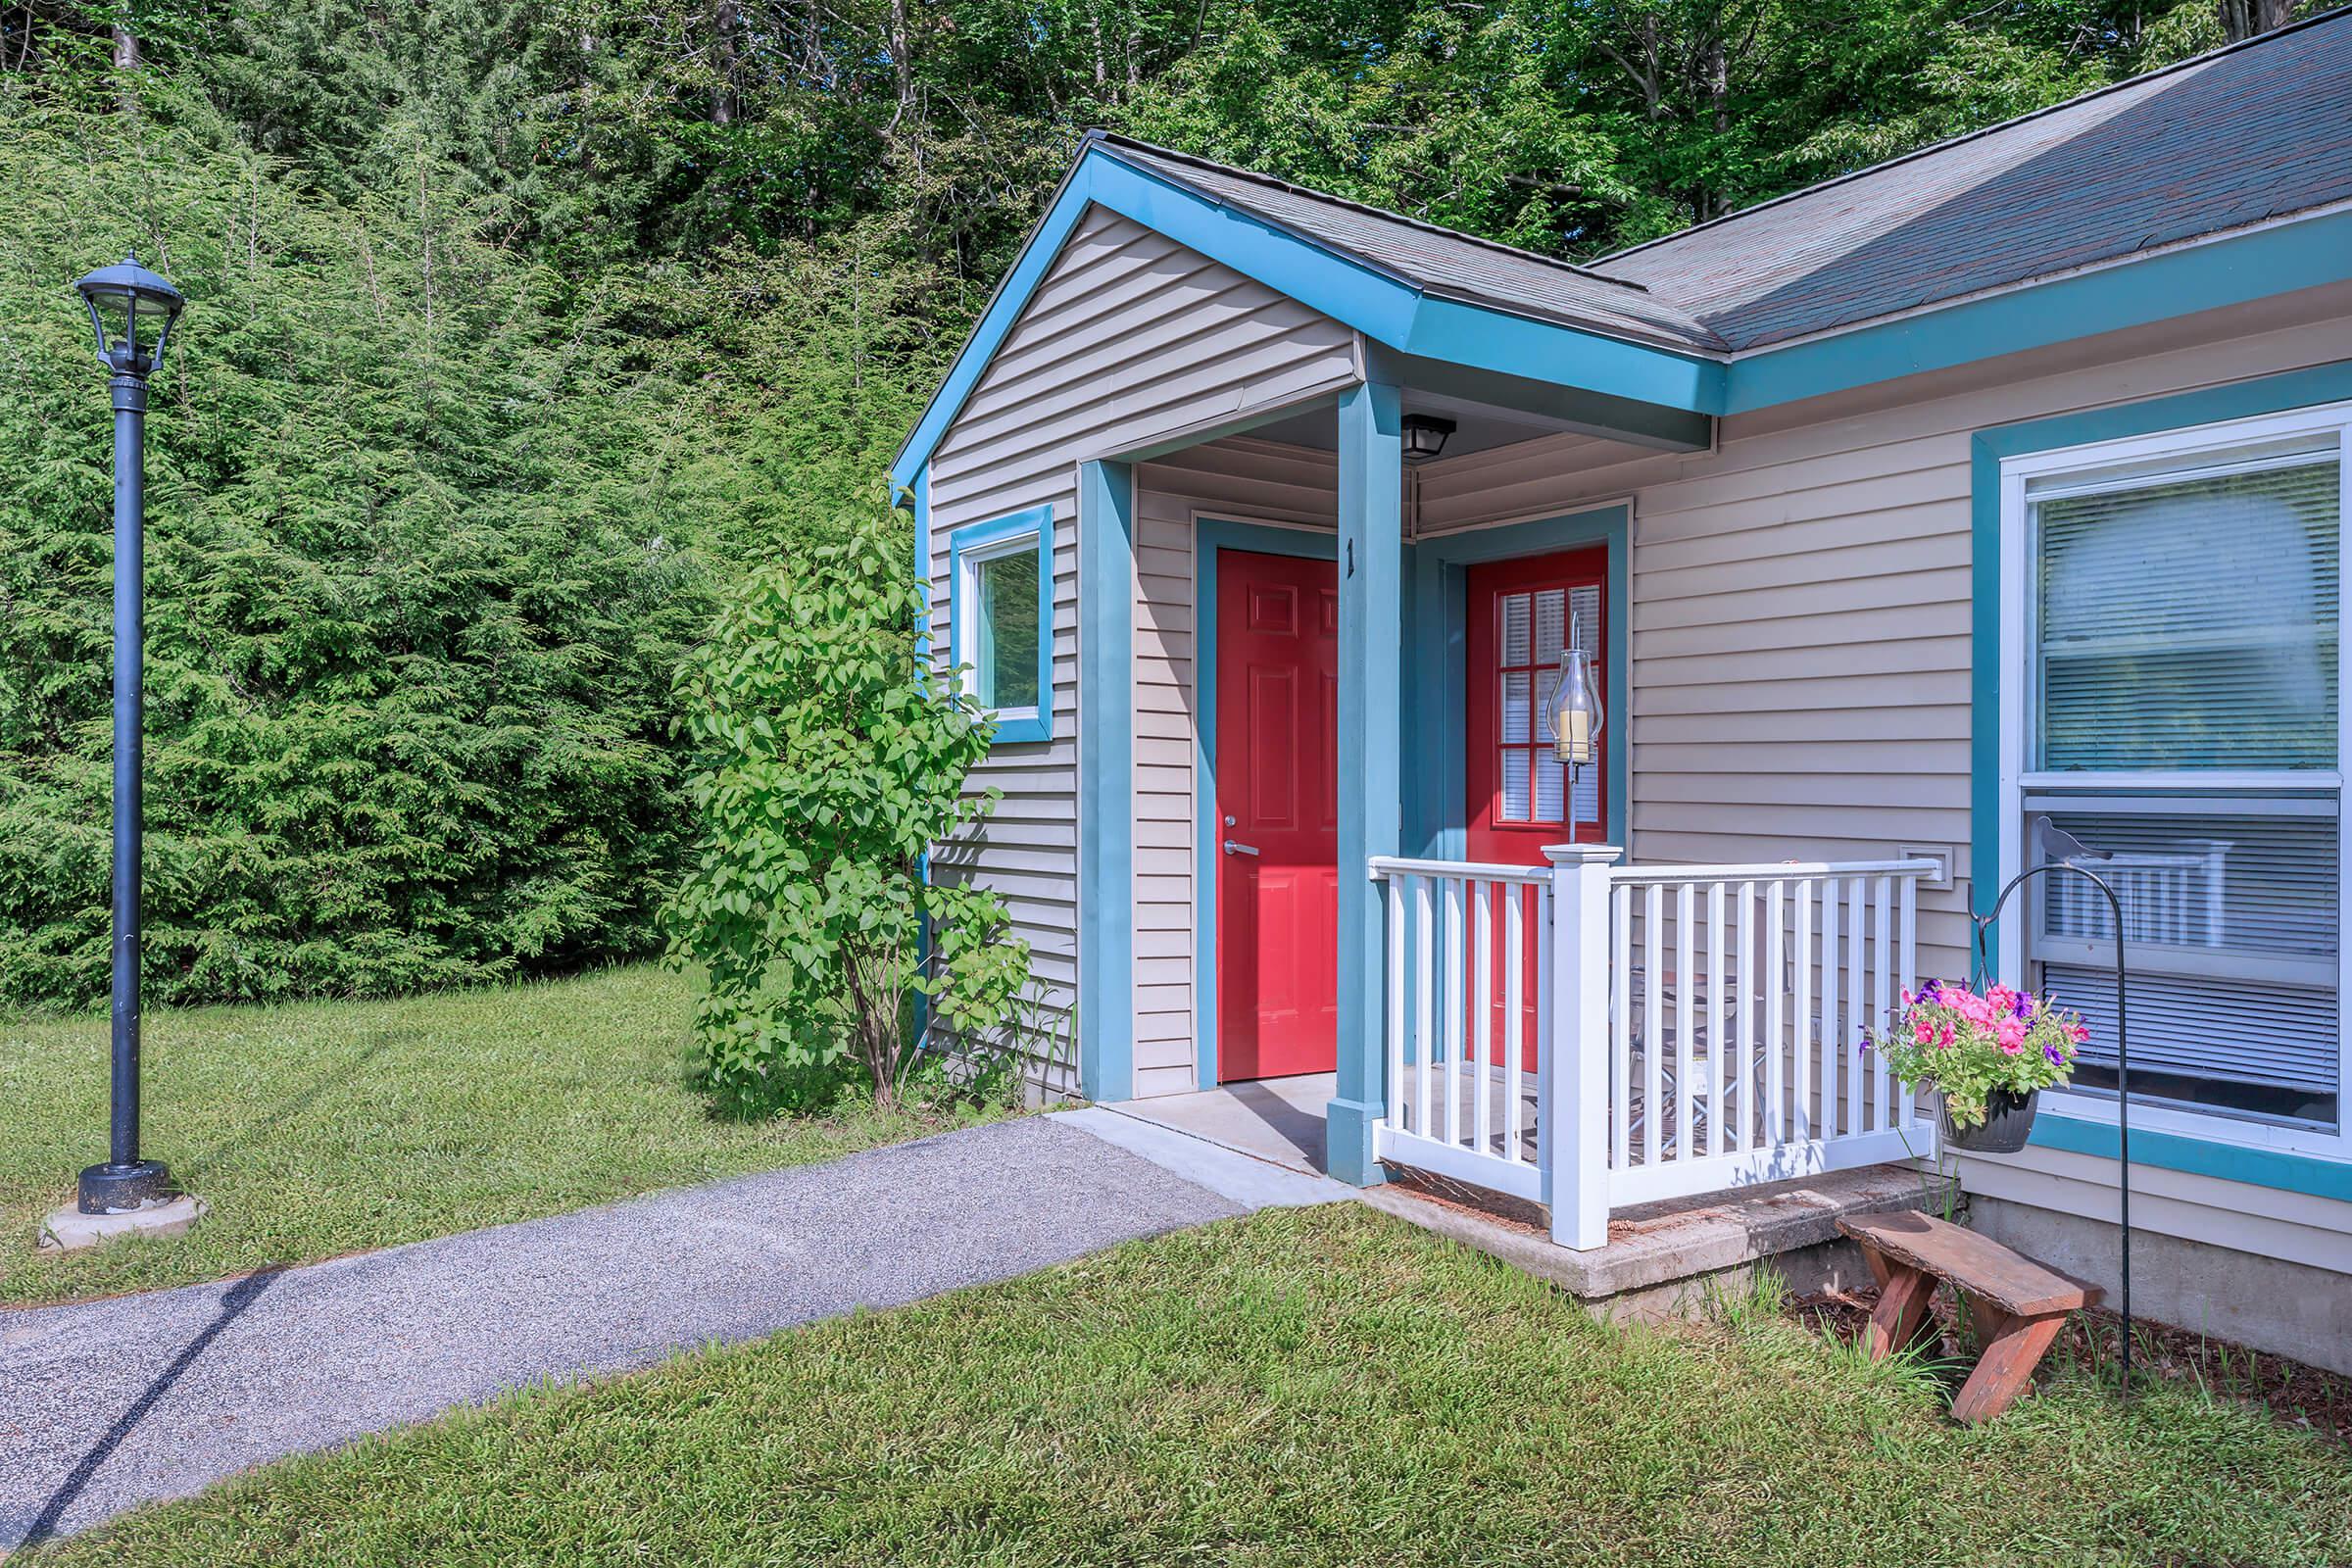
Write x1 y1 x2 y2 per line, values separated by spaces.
72 253 184 1217
1400 413 1455 463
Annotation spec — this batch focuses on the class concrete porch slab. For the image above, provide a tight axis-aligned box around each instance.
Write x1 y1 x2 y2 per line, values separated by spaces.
1105 1073 1337 1175
1363 1164 1960 1321
1109 1073 1957 1323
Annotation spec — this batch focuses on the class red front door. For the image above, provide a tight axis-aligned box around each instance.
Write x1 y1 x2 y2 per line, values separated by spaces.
1465 549 1609 1070
1214 549 1339 1081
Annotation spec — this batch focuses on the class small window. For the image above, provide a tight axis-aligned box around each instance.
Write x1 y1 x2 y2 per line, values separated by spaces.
951 508 1052 744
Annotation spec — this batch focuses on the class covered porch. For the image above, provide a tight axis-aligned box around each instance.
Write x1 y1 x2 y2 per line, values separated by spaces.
1078 358 1946 1254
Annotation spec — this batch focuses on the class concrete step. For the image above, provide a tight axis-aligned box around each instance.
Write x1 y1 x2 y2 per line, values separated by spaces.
1364 1162 1960 1320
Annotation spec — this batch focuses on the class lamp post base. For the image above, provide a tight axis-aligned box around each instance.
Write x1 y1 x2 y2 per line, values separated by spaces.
76 1158 176 1214
42 1192 206 1252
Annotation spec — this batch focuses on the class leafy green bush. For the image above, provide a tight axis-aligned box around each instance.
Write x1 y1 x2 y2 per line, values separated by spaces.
668 497 1031 1114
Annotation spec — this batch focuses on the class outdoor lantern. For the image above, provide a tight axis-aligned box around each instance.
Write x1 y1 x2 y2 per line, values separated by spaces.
1400 413 1455 463
75 254 184 378
1550 613 1602 774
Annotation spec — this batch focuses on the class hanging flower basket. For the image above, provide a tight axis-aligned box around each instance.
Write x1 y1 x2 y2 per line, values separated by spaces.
1866 981 2086 1156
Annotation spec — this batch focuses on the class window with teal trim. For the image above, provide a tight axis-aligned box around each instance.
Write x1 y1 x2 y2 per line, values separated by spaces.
2009 407 2349 1140
951 508 1053 746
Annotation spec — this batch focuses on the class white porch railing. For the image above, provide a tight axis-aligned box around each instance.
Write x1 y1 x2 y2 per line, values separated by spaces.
1367 847 1942 1250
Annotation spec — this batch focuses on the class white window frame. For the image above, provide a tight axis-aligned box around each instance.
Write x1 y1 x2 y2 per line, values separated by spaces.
1996 397 2352 1159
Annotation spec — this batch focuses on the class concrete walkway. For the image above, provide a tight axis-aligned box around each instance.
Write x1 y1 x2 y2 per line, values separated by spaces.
0 1113 1350 1548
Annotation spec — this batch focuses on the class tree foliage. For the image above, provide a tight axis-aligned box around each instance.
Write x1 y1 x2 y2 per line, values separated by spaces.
0 0 2308 1010
667 499 1028 1113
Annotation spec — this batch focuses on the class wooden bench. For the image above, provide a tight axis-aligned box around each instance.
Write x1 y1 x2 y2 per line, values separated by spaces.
1838 1210 2102 1424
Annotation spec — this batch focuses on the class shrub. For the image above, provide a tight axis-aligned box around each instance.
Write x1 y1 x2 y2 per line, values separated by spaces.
667 496 1030 1114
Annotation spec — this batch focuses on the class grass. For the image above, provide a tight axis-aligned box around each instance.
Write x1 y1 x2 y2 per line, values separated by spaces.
1 963 999 1307
32 1205 2352 1567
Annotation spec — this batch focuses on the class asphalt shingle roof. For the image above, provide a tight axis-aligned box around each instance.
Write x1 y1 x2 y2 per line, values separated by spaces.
1592 7 2352 350
1089 10 2352 358
1092 137 1729 353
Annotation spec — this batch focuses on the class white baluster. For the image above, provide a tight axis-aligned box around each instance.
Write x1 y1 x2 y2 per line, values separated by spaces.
1504 882 1525 1164
1414 874 1434 1137
1610 881 1631 1171
1765 880 1786 1145
1473 881 1494 1159
1872 874 1892 1133
1643 883 1663 1165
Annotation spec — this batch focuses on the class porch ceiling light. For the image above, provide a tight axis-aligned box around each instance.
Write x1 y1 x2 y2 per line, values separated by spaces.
1400 413 1455 463
1551 613 1602 773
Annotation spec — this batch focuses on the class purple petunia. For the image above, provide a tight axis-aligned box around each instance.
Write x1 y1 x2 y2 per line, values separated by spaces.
2043 1042 2066 1066
2014 993 2034 1019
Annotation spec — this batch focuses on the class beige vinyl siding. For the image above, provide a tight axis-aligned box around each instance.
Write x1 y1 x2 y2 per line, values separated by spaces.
925 206 1356 1097
1406 295 2352 1265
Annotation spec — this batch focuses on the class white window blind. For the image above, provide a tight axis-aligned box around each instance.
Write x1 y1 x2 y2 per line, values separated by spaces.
2030 804 2339 1122
2032 442 2339 771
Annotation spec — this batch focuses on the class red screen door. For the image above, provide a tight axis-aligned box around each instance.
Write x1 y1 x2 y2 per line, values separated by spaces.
1465 549 1609 1071
1215 549 1340 1082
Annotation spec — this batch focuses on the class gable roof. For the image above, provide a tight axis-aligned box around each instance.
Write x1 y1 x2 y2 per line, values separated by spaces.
1092 138 1727 354
1591 5 2352 351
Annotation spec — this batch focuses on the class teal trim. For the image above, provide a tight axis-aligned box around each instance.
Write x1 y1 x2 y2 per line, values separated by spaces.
1406 505 1631 861
1730 211 2352 416
893 153 2350 492
1193 518 1338 1092
947 506 1054 747
1077 462 1137 1102
910 466 934 1052
891 144 1723 490
1969 357 2352 1204
2029 1111 2352 1205
1331 382 1404 1186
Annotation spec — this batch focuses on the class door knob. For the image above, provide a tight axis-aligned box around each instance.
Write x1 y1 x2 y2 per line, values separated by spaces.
1222 839 1258 857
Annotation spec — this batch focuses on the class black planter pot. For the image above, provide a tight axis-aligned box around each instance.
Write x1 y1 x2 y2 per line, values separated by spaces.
1940 1087 2039 1153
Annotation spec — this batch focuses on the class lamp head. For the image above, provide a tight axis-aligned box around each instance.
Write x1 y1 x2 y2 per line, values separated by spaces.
1400 413 1456 464
74 254 184 378
1548 613 1602 772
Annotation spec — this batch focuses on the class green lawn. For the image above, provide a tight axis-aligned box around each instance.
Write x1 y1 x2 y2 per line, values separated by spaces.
1 963 994 1307
33 1205 2352 1567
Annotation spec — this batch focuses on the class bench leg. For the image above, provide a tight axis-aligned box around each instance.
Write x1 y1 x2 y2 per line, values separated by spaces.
1951 1310 2067 1424
1865 1261 1936 1361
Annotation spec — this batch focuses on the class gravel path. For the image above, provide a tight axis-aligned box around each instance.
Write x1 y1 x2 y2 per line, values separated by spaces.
0 1113 1279 1547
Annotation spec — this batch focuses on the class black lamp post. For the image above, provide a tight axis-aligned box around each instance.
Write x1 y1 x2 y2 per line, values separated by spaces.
72 254 183 1216
1974 817 2133 1390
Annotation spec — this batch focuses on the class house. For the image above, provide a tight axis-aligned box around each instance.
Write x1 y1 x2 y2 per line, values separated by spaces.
897 13 2352 1369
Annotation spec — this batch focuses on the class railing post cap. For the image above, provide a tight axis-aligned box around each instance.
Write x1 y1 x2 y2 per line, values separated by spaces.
1542 843 1625 867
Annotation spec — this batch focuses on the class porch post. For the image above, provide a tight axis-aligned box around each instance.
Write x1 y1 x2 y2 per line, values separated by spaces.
1543 843 1622 1250
1077 460 1136 1102
1328 381 1402 1185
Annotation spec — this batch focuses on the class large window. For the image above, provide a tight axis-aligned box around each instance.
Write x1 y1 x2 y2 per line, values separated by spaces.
951 508 1052 745
2003 405 2350 1144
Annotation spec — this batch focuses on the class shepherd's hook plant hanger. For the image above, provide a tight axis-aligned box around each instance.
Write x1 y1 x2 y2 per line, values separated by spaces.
1969 816 2132 1394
